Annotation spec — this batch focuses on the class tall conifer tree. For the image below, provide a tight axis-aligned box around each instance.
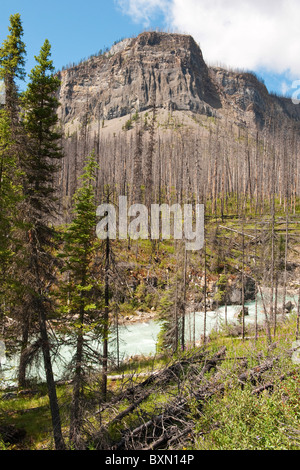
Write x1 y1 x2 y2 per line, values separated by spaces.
21 39 65 450
0 13 26 129
0 14 26 327
58 153 101 448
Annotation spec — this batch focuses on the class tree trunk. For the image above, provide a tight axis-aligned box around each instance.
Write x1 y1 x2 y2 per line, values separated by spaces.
102 233 110 401
203 235 207 346
296 286 300 341
69 301 84 449
241 219 245 341
181 247 187 351
38 303 65 450
18 314 30 388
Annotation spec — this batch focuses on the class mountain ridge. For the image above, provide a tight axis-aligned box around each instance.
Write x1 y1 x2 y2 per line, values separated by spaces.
56 31 300 133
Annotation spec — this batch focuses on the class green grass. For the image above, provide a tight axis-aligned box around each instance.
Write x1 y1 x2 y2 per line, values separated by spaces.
0 384 71 449
187 315 300 450
193 375 300 450
0 314 299 450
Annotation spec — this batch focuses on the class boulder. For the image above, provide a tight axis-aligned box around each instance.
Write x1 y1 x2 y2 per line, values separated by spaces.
227 276 256 305
234 307 249 319
284 301 295 313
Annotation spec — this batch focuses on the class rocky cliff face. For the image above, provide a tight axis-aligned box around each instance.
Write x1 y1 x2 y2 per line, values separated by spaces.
56 31 300 132
57 32 221 127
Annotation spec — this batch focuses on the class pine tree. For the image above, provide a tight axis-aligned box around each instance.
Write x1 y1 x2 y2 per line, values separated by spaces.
20 39 65 450
0 13 26 130
58 153 102 449
0 14 25 331
0 110 22 319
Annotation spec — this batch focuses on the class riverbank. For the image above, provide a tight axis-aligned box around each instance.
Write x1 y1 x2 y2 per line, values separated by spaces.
1 312 299 450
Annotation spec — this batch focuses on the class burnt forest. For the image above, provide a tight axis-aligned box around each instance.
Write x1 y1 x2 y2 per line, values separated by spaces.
0 15 299 451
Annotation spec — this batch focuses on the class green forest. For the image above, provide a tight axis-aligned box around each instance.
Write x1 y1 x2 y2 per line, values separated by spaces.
0 14 299 451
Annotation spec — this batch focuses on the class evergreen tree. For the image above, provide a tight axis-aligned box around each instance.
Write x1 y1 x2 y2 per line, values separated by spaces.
58 153 102 449
0 110 23 321
21 39 62 203
20 39 65 450
0 13 26 129
0 13 25 330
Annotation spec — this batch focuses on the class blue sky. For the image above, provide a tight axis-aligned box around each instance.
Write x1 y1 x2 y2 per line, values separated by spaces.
1 0 298 97
0 0 145 88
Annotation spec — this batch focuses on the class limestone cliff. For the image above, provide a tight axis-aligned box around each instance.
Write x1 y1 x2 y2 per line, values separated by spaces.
56 31 300 132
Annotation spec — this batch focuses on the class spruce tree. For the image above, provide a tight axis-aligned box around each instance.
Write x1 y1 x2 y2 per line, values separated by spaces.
0 110 22 322
0 14 25 330
20 39 65 450
58 153 102 449
0 13 26 265
0 13 26 129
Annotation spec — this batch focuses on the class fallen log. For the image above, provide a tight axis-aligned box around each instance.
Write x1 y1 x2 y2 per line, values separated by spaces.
251 371 295 396
135 348 208 389
107 371 160 382
111 391 151 424
117 383 225 450
143 425 194 451
238 357 278 389
199 346 226 378
115 413 166 450
115 375 225 449
106 348 209 411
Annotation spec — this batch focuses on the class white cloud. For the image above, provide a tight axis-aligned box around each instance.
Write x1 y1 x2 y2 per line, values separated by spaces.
115 0 171 27
281 81 290 96
116 0 300 77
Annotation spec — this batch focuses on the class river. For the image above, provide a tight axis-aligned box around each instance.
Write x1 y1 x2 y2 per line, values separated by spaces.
0 292 298 389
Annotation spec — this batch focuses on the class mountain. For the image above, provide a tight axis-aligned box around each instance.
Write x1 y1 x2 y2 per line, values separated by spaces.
57 31 300 133
55 31 300 219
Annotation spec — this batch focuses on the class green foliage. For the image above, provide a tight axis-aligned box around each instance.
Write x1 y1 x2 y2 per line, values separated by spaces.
0 384 69 449
123 111 140 131
194 378 300 450
16 38 63 290
0 13 26 83
123 118 133 131
213 273 228 304
156 284 178 352
132 110 140 122
58 153 103 328
0 13 25 302
21 39 62 202
0 110 22 273
188 316 300 451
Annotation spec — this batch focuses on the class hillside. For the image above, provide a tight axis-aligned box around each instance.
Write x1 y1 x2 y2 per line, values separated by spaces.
1 313 299 450
54 31 300 221
0 21 299 452
57 31 300 131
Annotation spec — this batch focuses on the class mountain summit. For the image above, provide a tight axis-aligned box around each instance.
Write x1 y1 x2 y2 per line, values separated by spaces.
57 31 300 132
55 31 300 218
